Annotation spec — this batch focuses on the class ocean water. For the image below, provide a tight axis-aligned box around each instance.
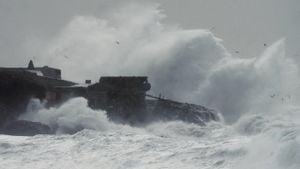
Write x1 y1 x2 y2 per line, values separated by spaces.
0 97 299 169
1 3 300 169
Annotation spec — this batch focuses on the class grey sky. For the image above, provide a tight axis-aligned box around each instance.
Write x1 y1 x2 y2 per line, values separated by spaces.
158 0 300 58
0 0 299 66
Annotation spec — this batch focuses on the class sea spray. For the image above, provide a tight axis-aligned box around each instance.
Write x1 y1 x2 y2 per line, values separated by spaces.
20 97 116 134
234 106 300 169
30 3 229 106
29 4 300 124
1 2 300 169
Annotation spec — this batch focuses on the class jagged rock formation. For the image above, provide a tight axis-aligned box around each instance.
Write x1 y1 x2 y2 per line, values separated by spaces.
0 61 219 135
146 98 219 125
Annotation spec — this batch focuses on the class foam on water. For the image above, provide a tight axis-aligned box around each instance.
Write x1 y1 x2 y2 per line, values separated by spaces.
1 2 300 169
19 97 116 134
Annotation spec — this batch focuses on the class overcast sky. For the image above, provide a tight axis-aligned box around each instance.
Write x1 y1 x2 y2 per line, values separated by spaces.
0 0 299 67
159 0 299 57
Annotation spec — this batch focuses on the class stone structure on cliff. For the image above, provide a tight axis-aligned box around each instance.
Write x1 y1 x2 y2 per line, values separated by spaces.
0 61 219 135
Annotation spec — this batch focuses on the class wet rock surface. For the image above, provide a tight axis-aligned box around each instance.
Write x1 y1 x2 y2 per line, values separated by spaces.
148 99 219 125
0 120 53 136
0 63 219 136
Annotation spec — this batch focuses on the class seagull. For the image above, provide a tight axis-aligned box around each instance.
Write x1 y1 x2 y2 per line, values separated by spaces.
116 41 120 45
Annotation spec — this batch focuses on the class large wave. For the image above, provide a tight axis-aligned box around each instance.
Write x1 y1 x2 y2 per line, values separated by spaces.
15 2 300 169
25 3 300 124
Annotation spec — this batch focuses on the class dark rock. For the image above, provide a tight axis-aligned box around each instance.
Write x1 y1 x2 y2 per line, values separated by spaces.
149 98 219 125
0 120 53 136
0 61 219 129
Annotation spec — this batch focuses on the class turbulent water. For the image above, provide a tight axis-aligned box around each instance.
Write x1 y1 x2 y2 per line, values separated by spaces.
1 2 300 169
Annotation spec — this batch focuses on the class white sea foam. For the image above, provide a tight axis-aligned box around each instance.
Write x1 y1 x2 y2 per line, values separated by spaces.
1 2 300 169
20 97 116 134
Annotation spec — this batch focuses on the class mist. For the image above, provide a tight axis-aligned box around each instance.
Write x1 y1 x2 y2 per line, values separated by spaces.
1 0 299 65
1 1 299 124
1 2 300 169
